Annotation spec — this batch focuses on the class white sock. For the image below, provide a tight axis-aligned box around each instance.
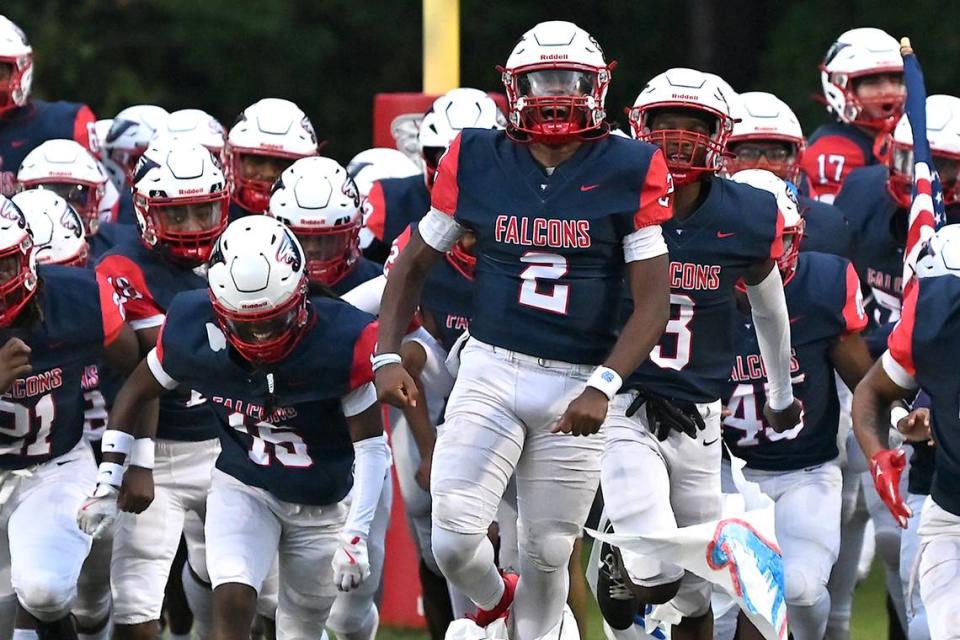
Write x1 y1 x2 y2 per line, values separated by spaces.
181 561 212 639
12 630 39 640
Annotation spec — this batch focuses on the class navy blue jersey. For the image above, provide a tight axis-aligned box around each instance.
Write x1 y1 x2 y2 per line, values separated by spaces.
330 256 382 297
888 274 960 516
229 199 257 222
834 164 905 355
0 265 124 468
115 188 136 226
801 122 878 201
0 100 96 197
89 223 137 260
97 238 218 441
433 129 673 364
799 195 851 258
626 176 783 402
155 291 378 505
366 174 430 249
722 253 867 469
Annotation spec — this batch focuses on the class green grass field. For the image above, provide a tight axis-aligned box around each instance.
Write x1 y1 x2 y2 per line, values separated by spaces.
376 554 891 640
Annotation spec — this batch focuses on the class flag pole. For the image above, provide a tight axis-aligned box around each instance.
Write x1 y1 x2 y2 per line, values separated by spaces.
423 0 460 94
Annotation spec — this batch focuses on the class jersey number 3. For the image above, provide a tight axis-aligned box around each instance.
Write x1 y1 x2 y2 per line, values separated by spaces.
518 252 569 314
650 294 694 370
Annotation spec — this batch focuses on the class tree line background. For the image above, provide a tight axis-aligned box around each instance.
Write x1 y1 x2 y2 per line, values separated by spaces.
6 0 960 162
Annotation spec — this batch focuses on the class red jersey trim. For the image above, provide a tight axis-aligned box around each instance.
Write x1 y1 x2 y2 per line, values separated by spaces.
96 254 165 322
841 262 868 336
365 181 388 242
887 279 918 378
768 207 785 261
634 149 674 229
802 135 868 197
350 321 379 390
384 226 412 277
96 271 125 347
73 105 97 152
430 133 462 217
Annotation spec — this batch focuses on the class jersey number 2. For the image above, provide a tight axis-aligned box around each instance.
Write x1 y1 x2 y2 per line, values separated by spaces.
518 252 569 314
0 395 54 457
229 413 312 468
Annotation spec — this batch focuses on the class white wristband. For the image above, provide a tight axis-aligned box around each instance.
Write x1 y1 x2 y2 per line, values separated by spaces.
371 353 402 372
586 366 622 401
129 438 155 469
890 405 910 429
96 462 124 488
100 430 134 457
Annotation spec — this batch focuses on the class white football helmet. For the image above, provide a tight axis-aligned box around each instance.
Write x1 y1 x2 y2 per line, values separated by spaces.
157 109 227 156
207 215 309 364
726 92 805 183
0 15 32 117
916 224 960 279
887 94 960 209
820 28 904 130
13 189 87 267
500 21 613 142
225 98 319 214
418 88 505 188
17 139 109 235
102 105 171 186
729 169 804 282
93 119 113 160
268 156 362 286
629 68 735 185
346 148 420 197
132 140 228 266
0 195 36 326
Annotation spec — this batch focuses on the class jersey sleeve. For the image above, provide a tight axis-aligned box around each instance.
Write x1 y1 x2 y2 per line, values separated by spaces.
802 135 867 199
840 261 868 335
383 225 413 277
766 201 785 261
633 149 674 230
148 324 180 390
364 181 388 242
884 279 919 387
96 254 165 329
73 105 98 153
349 320 378 390
430 132 463 217
95 271 125 347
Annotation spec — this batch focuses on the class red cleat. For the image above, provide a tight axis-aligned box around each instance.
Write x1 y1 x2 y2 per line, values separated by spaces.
468 571 519 628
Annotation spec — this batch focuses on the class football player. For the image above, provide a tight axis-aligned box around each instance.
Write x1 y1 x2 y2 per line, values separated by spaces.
719 170 872 639
346 147 420 255
726 91 852 258
376 21 673 639
0 15 97 197
0 194 138 640
224 98 318 220
597 68 798 637
156 108 226 161
100 105 170 191
362 88 503 262
92 140 227 640
852 225 960 640
803 28 904 202
81 216 390 639
267 157 389 640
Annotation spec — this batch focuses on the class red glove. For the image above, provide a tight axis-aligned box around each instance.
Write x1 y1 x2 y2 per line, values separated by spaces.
869 449 912 528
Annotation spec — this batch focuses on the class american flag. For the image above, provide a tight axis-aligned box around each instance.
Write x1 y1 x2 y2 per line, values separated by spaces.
901 44 946 287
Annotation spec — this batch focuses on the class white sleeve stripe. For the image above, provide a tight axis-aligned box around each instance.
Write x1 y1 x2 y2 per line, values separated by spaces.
341 382 378 417
130 314 166 331
623 225 668 263
882 351 918 391
146 348 179 390
418 208 464 253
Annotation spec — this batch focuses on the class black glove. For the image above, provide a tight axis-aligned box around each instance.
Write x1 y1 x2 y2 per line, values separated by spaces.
625 388 706 441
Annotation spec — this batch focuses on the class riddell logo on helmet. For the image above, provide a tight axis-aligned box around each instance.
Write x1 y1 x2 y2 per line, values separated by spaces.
671 93 701 101
540 54 569 60
178 188 204 195
241 301 269 309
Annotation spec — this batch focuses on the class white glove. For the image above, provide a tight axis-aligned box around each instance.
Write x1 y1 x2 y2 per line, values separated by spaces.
76 484 119 539
332 533 370 592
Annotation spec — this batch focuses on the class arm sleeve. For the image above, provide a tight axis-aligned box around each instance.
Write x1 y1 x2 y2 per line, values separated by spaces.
342 434 391 539
418 208 465 253
841 261 869 336
340 382 378 417
746 266 794 410
95 272 125 347
633 149 674 229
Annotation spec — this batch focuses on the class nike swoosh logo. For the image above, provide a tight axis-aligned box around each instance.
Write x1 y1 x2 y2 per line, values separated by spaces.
580 184 600 192
10 140 27 148
789 316 804 324
703 438 719 446
716 231 736 239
